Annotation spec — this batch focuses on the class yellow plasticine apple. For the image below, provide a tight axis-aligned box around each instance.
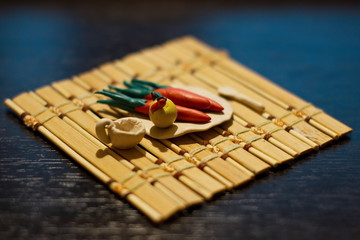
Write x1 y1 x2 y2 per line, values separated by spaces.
149 95 178 128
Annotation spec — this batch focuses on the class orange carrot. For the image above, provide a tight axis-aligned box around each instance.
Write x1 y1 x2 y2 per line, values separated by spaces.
144 88 224 111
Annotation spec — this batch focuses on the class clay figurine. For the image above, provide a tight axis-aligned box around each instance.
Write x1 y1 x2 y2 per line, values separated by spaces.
218 86 265 113
96 117 145 149
149 92 177 128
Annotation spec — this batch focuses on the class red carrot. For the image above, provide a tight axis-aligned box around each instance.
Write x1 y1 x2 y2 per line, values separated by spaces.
145 88 212 110
134 100 211 123
144 88 223 111
134 101 151 115
175 105 211 122
207 99 224 112
173 88 224 112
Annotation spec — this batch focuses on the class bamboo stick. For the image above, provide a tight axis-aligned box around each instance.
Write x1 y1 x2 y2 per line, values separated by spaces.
168 135 253 187
78 72 110 92
98 63 131 84
131 146 204 206
113 147 205 206
141 136 226 198
158 138 234 189
121 53 158 78
36 86 98 135
141 47 178 70
91 69 113 84
190 129 270 174
36 83 99 124
174 36 352 137
187 133 256 177
162 137 236 187
52 80 122 120
160 134 256 179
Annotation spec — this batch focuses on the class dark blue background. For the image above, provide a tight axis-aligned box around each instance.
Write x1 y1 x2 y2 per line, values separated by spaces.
1 2 359 239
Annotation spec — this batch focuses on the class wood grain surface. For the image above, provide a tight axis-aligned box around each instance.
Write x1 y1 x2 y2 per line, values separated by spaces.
1 1 359 239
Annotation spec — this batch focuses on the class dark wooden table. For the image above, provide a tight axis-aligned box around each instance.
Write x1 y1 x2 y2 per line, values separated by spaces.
1 2 359 239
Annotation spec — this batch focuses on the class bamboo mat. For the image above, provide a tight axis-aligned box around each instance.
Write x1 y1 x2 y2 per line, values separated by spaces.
4 36 352 223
